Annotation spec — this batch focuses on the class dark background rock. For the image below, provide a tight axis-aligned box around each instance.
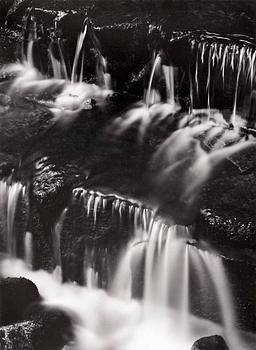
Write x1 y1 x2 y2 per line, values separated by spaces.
4 1 256 38
1 0 256 95
0 97 53 179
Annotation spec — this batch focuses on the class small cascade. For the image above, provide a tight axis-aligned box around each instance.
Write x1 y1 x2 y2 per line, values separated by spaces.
26 40 35 67
5 17 112 112
129 220 244 349
232 46 246 123
84 266 99 289
145 54 162 106
71 20 88 83
198 250 239 349
24 231 33 268
112 56 180 140
143 222 191 312
70 188 155 288
163 65 175 106
0 181 27 256
110 238 141 299
52 208 67 279
73 188 154 232
96 54 112 90
190 35 256 125
48 38 69 80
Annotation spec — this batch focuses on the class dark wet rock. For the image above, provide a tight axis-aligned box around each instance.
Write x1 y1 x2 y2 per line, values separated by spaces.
191 335 229 350
224 257 256 331
0 28 22 69
32 160 69 214
0 98 53 161
189 140 256 249
0 152 17 178
197 209 256 248
4 1 256 38
29 159 78 270
0 93 12 106
26 203 55 271
25 303 74 350
0 320 39 350
0 277 40 326
0 312 73 350
0 0 14 26
93 21 149 91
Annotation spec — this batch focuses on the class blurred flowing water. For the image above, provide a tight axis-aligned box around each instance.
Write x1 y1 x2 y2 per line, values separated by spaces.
0 180 27 256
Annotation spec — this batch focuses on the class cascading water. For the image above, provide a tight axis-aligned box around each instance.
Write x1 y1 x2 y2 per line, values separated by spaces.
0 16 256 350
190 34 256 126
0 219 250 350
130 221 243 349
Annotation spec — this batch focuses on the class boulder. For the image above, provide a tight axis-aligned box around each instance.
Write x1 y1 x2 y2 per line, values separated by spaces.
0 277 40 326
191 335 229 350
0 320 39 350
25 303 74 350
0 308 73 350
0 97 53 162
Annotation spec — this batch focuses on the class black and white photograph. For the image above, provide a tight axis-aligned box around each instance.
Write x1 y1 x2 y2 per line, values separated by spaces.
0 0 256 349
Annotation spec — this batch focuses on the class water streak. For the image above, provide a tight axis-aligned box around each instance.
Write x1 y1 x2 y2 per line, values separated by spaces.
145 54 162 106
0 181 26 256
71 21 88 83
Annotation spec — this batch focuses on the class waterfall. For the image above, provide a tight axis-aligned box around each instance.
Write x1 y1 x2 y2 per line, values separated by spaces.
163 65 175 106
232 46 246 123
96 54 112 90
